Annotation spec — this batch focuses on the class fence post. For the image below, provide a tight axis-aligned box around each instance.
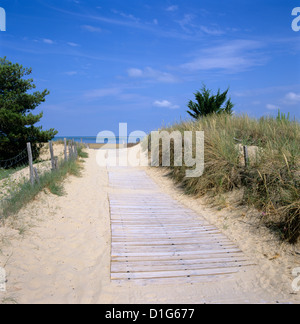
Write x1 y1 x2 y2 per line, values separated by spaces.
68 142 73 160
27 143 35 185
49 141 56 170
33 167 40 184
64 138 68 162
74 141 78 159
243 145 249 168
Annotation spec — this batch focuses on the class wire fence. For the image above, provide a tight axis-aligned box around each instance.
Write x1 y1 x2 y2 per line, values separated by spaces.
0 139 82 207
0 148 28 169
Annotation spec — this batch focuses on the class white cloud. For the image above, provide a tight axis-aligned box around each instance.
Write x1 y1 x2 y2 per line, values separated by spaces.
153 100 180 109
85 87 121 99
43 39 54 44
127 67 178 83
181 40 266 73
127 68 143 77
67 42 80 47
266 104 279 110
64 71 78 76
166 5 179 12
81 25 102 32
200 25 224 36
111 9 140 23
284 92 300 104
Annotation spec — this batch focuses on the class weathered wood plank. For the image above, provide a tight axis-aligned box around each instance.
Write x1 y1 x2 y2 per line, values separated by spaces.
111 267 241 280
111 260 253 273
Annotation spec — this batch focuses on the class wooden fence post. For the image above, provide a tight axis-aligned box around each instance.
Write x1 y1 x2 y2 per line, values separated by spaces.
74 141 78 158
49 141 56 170
27 143 35 185
54 157 59 169
33 167 40 184
64 138 68 162
68 142 73 160
243 145 249 168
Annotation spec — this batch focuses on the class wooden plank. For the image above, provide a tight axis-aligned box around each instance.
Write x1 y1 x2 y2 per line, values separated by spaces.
112 242 236 251
112 251 245 263
112 274 234 285
111 238 233 245
111 260 253 273
111 255 249 268
111 266 241 280
111 247 241 258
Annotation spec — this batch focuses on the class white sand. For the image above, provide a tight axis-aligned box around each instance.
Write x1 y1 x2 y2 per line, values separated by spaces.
0 149 299 304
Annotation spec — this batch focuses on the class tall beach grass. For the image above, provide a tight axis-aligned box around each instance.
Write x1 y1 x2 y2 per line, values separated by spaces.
149 114 300 243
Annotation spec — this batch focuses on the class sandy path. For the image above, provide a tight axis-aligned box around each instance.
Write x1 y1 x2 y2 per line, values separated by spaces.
0 149 299 304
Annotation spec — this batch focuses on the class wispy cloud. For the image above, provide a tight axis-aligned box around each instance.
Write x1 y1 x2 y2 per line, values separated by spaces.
67 42 80 47
127 67 179 83
81 25 102 33
64 71 78 76
266 104 279 110
43 38 55 44
181 39 266 73
153 100 180 109
111 9 140 23
84 87 121 99
199 25 225 36
166 5 179 12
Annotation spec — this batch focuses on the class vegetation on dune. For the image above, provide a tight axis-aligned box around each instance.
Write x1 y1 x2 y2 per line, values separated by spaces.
187 84 234 119
149 112 300 244
0 148 88 219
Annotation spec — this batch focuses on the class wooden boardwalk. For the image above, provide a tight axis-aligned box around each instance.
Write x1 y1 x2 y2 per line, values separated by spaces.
109 168 253 284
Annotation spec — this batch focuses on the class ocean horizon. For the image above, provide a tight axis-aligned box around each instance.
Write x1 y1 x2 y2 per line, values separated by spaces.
53 136 145 144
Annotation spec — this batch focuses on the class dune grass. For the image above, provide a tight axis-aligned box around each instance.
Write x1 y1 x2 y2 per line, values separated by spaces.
150 114 300 243
0 154 85 219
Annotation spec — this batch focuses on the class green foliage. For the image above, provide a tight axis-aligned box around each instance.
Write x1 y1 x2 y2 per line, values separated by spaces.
276 109 290 123
0 57 57 162
187 84 234 119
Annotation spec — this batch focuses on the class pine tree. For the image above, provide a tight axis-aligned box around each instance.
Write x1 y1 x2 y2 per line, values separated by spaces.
0 57 57 162
187 85 234 119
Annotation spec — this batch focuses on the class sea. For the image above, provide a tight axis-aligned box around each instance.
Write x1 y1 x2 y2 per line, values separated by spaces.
53 136 144 144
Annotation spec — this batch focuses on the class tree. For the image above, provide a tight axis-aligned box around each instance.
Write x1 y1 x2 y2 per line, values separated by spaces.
0 57 57 162
187 84 234 119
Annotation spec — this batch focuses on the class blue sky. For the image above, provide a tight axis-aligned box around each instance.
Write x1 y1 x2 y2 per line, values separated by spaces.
0 0 299 136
